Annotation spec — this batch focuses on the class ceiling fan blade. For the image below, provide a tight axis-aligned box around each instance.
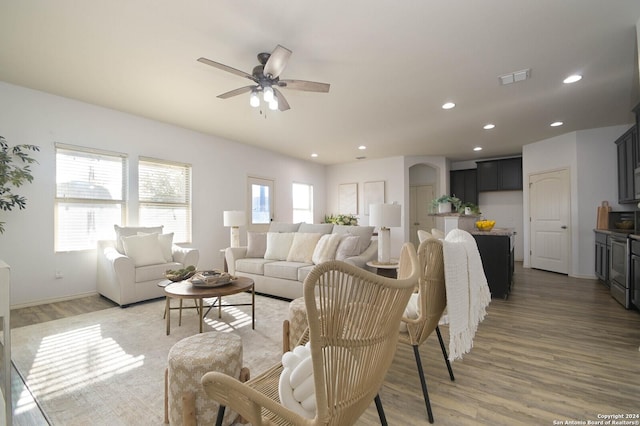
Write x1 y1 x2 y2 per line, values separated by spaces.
263 45 292 78
279 79 330 93
197 57 257 82
217 85 256 99
274 88 291 111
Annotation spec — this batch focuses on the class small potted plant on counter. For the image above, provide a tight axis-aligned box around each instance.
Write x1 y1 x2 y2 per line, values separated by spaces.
431 195 462 214
460 202 481 216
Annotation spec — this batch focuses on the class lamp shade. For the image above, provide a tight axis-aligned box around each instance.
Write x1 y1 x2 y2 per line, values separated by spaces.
369 203 401 228
223 211 245 227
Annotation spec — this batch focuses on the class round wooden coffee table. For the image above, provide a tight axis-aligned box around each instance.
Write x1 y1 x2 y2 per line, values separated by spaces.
163 276 254 335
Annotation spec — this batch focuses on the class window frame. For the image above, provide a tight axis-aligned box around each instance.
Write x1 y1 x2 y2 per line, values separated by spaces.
292 181 314 224
138 156 193 244
54 143 128 252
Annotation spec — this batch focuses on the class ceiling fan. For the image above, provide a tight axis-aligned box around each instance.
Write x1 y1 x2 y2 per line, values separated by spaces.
197 45 330 112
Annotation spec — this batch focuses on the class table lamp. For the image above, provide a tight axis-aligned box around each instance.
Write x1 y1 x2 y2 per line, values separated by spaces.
223 210 245 248
369 203 401 264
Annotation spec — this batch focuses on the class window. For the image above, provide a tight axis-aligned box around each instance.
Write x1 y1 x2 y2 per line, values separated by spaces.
138 157 192 243
248 177 274 226
292 182 313 224
55 144 127 252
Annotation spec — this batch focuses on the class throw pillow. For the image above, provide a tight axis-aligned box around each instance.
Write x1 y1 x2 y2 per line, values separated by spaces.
121 233 166 267
312 233 342 264
264 232 295 261
279 343 315 419
331 225 374 254
114 225 164 254
246 232 267 258
335 235 360 261
399 293 420 332
287 233 322 263
138 232 174 262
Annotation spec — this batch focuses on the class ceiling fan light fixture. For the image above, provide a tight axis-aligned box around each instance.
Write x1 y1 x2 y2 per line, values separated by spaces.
249 90 260 108
263 86 274 103
269 96 279 111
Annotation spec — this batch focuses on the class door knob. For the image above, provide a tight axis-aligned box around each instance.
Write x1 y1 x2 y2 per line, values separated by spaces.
561 225 567 229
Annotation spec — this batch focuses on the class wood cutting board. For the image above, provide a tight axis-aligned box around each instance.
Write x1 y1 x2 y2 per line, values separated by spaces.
596 201 611 230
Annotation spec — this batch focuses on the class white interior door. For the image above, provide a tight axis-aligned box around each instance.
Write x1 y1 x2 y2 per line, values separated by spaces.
410 184 434 247
529 169 570 274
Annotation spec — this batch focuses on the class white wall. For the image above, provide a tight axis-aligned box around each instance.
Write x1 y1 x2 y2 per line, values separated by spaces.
0 82 326 307
325 155 448 259
522 125 631 278
325 156 406 258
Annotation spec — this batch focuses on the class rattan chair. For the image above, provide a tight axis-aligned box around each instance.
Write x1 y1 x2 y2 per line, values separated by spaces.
202 243 420 426
397 237 455 423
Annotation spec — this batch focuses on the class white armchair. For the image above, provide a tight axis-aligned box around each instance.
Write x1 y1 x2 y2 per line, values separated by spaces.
97 229 199 307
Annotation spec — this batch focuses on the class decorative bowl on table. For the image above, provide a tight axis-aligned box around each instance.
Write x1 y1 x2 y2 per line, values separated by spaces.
190 270 237 287
475 220 496 231
164 266 196 282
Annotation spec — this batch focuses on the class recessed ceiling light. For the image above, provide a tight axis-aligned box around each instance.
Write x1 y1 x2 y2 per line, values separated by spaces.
550 121 564 127
311 153 318 158
442 102 456 110
473 146 483 152
483 124 495 130
358 145 367 150
563 74 582 84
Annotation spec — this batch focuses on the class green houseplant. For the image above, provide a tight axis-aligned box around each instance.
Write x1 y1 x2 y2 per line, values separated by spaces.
0 136 39 233
324 213 358 226
431 195 462 213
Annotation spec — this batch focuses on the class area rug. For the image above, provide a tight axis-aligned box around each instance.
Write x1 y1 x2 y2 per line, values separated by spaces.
11 293 290 425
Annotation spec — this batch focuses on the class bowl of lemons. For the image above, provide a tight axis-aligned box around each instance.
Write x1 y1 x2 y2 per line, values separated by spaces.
475 220 496 231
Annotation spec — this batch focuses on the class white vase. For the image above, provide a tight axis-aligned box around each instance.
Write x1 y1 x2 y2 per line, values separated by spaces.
464 207 472 215
438 202 452 213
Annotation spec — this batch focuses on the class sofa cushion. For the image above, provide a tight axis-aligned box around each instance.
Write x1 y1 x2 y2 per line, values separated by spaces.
298 223 334 234
121 233 166 267
136 261 181 283
297 264 315 282
335 235 360 261
312 233 342 264
287 233 322 263
331 225 374 255
269 222 301 233
265 232 295 260
114 225 164 253
246 232 267 258
264 261 310 281
235 258 275 275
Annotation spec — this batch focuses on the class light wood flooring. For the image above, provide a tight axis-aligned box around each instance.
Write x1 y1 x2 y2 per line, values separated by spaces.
6 264 640 425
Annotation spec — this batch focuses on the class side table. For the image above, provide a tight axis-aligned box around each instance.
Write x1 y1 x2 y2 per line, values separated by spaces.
366 260 399 279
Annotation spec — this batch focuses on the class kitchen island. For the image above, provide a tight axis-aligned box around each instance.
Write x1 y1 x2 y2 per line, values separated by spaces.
470 228 515 299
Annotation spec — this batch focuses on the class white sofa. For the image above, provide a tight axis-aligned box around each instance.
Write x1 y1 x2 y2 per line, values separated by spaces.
225 222 378 300
97 225 199 306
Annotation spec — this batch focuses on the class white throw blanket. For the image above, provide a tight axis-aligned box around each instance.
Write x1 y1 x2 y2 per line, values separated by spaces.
443 229 491 360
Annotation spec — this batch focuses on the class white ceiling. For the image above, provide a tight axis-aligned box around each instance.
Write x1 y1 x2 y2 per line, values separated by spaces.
1 1 639 165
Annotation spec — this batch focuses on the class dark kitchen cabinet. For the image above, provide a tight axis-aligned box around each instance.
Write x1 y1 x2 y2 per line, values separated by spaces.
472 233 514 299
450 169 477 205
594 230 609 283
476 157 522 192
615 125 637 204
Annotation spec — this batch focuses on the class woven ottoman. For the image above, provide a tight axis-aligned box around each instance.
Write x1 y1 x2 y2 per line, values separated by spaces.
166 331 249 425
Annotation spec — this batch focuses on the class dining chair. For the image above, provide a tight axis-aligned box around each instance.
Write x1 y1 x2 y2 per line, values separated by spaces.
202 243 420 426
397 237 455 423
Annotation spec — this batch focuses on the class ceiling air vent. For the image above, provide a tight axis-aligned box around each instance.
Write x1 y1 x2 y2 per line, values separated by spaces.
499 68 531 85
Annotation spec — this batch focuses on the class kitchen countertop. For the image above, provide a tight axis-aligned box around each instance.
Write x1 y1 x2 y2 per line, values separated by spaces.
593 228 635 236
470 227 515 236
